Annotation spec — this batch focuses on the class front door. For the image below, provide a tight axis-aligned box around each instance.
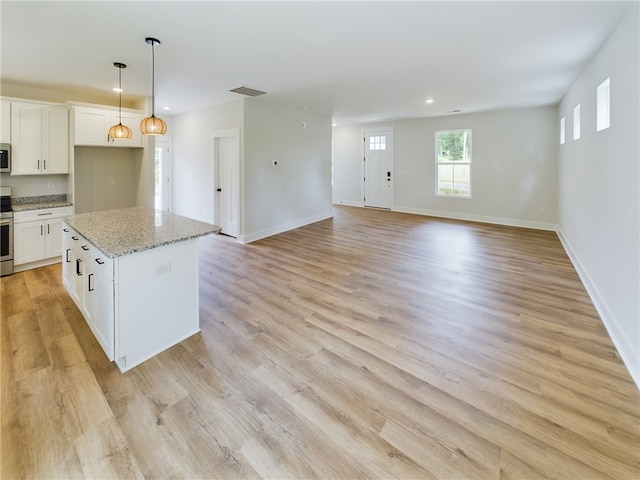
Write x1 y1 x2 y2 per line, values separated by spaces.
214 130 240 238
363 127 394 209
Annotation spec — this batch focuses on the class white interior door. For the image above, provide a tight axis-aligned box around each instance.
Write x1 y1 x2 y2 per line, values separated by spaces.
214 129 240 238
364 127 394 209
155 137 173 212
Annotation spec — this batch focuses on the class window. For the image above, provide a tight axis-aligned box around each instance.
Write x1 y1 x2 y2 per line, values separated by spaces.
597 77 610 131
573 104 581 140
436 129 471 197
560 117 565 144
369 135 386 150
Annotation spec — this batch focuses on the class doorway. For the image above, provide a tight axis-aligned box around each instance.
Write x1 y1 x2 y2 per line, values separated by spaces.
213 128 240 238
363 127 394 209
155 136 173 212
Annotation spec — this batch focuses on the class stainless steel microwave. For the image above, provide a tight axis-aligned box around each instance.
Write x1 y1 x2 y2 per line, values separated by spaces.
0 144 10 173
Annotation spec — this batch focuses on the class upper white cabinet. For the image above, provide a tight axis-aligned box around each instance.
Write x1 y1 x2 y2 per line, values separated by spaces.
73 106 142 148
1 100 10 144
11 102 69 175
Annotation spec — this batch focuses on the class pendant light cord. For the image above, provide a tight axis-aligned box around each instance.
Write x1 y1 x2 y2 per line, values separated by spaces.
118 66 123 123
151 41 156 117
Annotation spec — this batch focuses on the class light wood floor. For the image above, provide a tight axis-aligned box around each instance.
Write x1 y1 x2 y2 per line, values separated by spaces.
2 206 639 479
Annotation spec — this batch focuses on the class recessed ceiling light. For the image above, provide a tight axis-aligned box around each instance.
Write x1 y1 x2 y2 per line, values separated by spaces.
162 106 171 111
425 98 434 104
113 87 122 92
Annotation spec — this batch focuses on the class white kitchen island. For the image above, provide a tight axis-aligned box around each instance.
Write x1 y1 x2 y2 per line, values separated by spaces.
62 207 220 373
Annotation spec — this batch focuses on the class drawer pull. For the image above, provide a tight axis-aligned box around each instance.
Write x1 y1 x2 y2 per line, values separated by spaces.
63 228 69 232
71 236 79 241
95 258 105 265
37 212 52 216
82 245 90 251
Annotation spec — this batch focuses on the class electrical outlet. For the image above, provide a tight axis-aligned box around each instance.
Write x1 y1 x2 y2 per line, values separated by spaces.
108 178 115 185
47 181 54 189
155 262 171 275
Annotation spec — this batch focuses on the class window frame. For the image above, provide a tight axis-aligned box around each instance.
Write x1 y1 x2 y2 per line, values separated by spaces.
435 129 472 199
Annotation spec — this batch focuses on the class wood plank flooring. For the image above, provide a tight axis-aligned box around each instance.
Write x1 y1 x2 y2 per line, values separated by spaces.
2 205 639 479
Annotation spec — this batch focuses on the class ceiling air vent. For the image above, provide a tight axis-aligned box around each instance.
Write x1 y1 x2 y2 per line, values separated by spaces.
230 86 267 97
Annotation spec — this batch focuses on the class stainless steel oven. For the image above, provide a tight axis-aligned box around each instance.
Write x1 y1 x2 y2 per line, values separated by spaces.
0 186 13 276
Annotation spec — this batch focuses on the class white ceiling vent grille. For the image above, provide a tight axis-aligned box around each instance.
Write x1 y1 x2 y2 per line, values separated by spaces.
230 86 267 97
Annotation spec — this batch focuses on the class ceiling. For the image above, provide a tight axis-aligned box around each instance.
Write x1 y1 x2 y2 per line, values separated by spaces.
0 1 633 125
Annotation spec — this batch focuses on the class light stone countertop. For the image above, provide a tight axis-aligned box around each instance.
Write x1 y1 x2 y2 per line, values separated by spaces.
12 200 73 212
11 194 72 212
63 207 221 258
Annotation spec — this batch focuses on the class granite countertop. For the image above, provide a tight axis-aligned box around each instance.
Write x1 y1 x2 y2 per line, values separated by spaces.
11 194 73 212
12 200 74 212
63 207 221 258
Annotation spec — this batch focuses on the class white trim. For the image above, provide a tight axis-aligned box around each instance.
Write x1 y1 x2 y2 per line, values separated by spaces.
13 257 61 273
332 199 365 207
557 229 640 389
239 210 333 244
392 205 557 231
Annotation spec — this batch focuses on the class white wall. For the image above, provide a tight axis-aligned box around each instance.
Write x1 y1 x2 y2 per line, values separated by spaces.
333 106 558 230
242 97 333 242
558 5 639 387
74 147 141 214
172 100 243 223
0 173 68 198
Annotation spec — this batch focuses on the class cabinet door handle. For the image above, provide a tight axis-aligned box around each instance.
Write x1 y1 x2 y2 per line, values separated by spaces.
88 273 94 292
63 228 69 232
82 245 89 251
72 236 79 241
47 224 50 234
95 258 105 265
66 248 70 263
40 225 43 235
37 160 40 170
76 258 83 276
43 160 46 170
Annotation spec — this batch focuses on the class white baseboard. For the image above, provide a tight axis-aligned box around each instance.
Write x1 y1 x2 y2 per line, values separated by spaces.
391 205 557 231
557 229 639 389
13 257 61 273
332 199 365 207
239 210 334 244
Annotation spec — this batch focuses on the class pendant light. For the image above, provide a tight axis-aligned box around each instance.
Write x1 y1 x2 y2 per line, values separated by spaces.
108 62 133 140
140 37 167 135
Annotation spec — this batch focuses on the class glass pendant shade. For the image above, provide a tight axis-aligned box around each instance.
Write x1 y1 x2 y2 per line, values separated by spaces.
108 62 132 140
141 37 167 136
140 115 167 135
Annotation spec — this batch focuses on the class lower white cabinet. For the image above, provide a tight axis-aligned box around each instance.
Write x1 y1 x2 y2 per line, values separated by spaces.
62 223 114 360
92 256 114 360
14 206 73 268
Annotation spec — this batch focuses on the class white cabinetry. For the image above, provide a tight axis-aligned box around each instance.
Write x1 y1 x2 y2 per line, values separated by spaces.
92 254 114 360
11 102 69 175
73 106 142 147
1 100 10 144
62 222 114 360
14 206 73 267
